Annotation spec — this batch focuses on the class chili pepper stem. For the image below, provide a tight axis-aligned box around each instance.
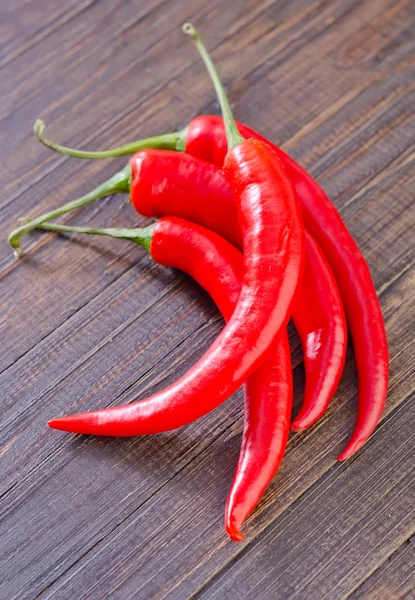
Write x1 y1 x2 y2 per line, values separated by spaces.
8 163 132 257
183 24 243 150
26 221 155 254
34 119 188 159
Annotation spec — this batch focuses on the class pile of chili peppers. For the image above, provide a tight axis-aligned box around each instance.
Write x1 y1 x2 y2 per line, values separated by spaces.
9 25 388 542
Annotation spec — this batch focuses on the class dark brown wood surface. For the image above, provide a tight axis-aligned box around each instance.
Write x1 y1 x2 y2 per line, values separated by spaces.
1 1 414 598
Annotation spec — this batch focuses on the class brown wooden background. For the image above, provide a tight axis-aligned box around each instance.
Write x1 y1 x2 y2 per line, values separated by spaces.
1 0 414 598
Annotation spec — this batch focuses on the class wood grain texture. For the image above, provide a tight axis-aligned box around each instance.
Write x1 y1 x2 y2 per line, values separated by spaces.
350 536 415 599
0 0 414 598
0 0 95 68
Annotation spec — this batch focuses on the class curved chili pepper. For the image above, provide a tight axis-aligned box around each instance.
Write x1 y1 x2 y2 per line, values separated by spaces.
20 144 345 430
33 216 292 542
225 332 292 541
13 139 346 432
24 145 345 430
291 233 346 429
45 25 305 439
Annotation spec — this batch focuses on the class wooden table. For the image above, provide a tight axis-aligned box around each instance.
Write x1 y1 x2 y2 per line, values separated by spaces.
1 1 414 598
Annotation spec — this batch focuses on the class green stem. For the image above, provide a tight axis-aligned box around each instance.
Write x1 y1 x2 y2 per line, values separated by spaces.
28 221 155 254
34 119 188 159
183 23 243 150
8 162 131 257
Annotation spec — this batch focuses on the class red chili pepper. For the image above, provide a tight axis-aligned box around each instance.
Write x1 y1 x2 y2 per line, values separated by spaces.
19 144 345 430
291 233 346 430
46 25 305 441
129 150 241 248
33 216 292 542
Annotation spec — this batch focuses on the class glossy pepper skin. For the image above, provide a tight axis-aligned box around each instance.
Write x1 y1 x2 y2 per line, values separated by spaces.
130 150 346 430
50 140 304 435
226 331 291 541
183 115 388 459
291 233 346 430
46 216 292 541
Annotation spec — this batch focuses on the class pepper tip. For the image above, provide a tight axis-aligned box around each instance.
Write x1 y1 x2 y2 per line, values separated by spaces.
290 420 304 432
337 449 351 462
225 520 245 542
227 528 245 543
47 417 69 431
337 439 362 461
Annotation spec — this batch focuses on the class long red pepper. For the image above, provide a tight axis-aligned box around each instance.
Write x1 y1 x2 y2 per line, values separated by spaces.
20 147 345 430
32 217 292 541
32 114 388 456
45 26 305 438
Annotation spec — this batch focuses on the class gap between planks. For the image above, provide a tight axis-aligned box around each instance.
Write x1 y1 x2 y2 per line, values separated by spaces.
346 533 415 599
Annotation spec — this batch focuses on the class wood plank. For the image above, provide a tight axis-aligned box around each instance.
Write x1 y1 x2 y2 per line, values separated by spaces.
0 0 95 68
0 2 411 373
193 399 414 600
0 0 166 118
27 270 414 600
1 0 409 209
0 0 274 118
0 0 227 132
349 537 415 600
1 155 412 597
